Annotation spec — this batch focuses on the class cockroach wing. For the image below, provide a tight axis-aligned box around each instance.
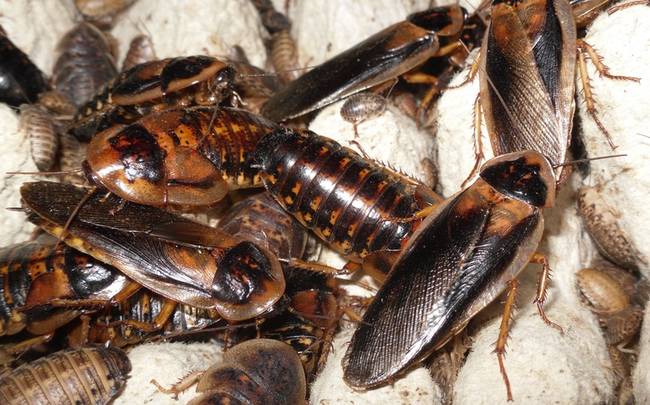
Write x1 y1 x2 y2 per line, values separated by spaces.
343 183 543 388
480 0 576 174
261 20 439 121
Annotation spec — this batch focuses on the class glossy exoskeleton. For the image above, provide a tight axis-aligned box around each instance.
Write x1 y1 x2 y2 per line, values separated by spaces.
260 5 468 121
0 346 130 405
155 339 306 405
52 22 118 109
0 25 49 107
0 235 129 338
254 128 441 278
21 181 285 322
84 106 279 208
343 151 559 401
69 55 236 141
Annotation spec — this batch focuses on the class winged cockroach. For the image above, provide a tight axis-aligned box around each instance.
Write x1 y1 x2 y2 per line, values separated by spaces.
20 181 285 322
343 150 561 401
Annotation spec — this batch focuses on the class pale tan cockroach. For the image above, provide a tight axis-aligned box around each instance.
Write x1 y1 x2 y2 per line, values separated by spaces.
19 104 59 172
122 34 156 71
578 185 647 271
270 29 301 84
0 346 131 405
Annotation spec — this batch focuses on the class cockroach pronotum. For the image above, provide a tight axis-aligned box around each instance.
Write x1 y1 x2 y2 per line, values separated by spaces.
83 106 279 208
253 128 443 279
152 339 306 405
343 150 562 401
52 22 118 109
21 181 285 322
260 5 469 121
69 56 237 142
0 346 131 405
0 25 49 107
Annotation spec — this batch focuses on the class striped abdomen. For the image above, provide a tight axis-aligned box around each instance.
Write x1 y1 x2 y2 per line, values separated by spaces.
254 128 419 258
0 346 131 405
19 104 59 172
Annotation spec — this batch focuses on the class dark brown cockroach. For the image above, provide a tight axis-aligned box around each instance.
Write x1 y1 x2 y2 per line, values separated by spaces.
122 34 156 71
0 346 131 405
21 181 285 322
577 185 647 271
468 0 638 183
343 150 561 401
260 5 468 121
18 104 59 172
69 56 237 142
0 235 130 338
84 106 279 208
0 25 49 107
253 128 442 279
74 0 137 29
153 338 306 405
52 22 118 109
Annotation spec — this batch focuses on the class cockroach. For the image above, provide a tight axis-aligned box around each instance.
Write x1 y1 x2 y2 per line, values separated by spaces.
0 235 131 338
577 185 647 270
59 132 87 182
37 90 76 117
0 25 49 107
69 56 237 142
152 339 306 405
21 181 285 322
253 128 442 279
18 104 59 172
84 106 279 208
270 29 301 85
52 22 118 109
343 150 562 401
74 0 137 29
466 0 638 183
260 5 469 121
122 34 156 71
0 346 131 405
339 92 387 132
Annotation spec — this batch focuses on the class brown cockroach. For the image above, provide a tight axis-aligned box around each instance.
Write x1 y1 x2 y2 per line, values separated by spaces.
0 235 131 338
152 338 306 405
260 5 470 121
52 22 118 109
74 0 137 29
339 92 388 135
18 104 59 172
69 56 237 142
465 0 639 183
253 128 443 279
577 185 647 271
122 34 156 71
84 106 279 208
344 150 562 401
0 346 131 405
0 24 50 107
21 181 286 322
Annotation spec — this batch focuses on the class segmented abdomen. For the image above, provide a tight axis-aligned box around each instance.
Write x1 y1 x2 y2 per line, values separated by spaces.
255 129 419 258
0 347 131 405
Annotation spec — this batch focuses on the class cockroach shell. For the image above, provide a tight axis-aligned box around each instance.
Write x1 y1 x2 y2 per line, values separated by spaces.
193 339 306 405
339 92 387 124
211 241 285 321
577 267 631 313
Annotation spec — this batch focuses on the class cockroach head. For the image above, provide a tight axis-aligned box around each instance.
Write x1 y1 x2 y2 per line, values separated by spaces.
480 150 556 208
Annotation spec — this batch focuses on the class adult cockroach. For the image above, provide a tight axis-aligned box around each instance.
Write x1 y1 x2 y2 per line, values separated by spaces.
84 106 279 208
69 55 237 142
253 128 443 279
260 5 469 121
152 339 306 405
0 346 131 405
0 25 49 107
18 104 59 172
52 22 118 110
464 0 639 183
0 235 131 338
20 181 285 322
343 150 562 401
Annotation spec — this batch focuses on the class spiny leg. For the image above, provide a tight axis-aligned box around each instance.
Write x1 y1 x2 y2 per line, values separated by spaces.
107 299 177 333
461 94 485 188
530 253 563 333
494 279 519 402
445 49 481 90
576 40 640 82
151 370 205 399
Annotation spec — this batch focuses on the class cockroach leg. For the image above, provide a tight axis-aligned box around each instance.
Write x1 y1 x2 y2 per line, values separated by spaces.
402 72 441 123
461 95 485 188
607 0 649 14
576 40 640 82
348 139 371 159
446 50 480 90
530 253 563 333
286 257 346 276
108 299 177 333
494 279 518 402
151 370 205 399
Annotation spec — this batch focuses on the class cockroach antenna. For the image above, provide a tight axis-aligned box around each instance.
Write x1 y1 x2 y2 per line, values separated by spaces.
551 153 627 169
6 168 83 176
51 186 98 253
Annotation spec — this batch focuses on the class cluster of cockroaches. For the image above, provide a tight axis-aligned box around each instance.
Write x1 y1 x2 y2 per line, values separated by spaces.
0 0 647 403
